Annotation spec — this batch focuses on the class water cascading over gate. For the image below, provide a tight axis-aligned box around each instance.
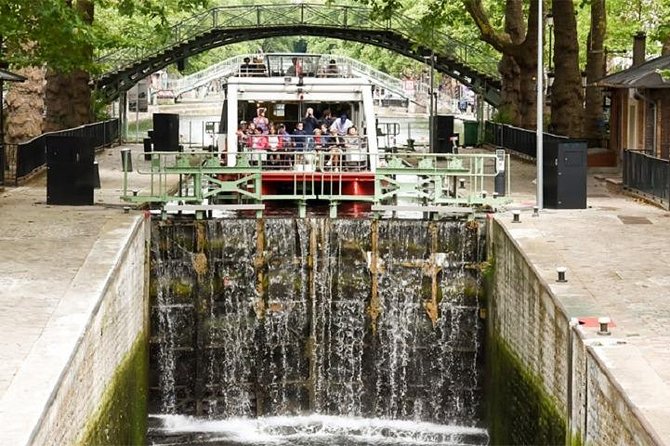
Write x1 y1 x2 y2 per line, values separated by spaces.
149 218 485 427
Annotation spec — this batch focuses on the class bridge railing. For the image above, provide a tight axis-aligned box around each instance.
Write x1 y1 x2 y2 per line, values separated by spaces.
97 4 500 82
6 119 119 186
623 149 670 208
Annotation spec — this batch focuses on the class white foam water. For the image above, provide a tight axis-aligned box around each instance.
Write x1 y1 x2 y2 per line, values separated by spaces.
148 414 489 445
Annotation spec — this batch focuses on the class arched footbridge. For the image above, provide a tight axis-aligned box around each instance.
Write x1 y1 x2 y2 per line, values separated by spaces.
95 3 502 106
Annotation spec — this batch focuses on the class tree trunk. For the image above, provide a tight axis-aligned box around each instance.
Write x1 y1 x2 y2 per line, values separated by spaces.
463 0 538 129
4 67 45 143
583 0 606 144
43 0 93 132
550 0 583 137
496 1 524 124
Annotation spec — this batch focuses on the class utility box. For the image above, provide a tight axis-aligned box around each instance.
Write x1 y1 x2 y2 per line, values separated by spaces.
430 115 454 153
543 140 587 209
152 113 180 151
463 121 479 147
46 135 96 205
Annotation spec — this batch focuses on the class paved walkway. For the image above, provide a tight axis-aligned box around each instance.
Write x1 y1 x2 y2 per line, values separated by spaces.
0 144 668 443
0 144 150 444
496 157 670 443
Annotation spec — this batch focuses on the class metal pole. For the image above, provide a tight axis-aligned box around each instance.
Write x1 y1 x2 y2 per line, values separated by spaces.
0 79 4 187
536 0 544 209
135 101 139 143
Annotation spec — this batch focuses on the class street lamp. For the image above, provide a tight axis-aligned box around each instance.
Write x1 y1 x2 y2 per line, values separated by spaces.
536 1 544 209
424 53 435 150
547 14 554 71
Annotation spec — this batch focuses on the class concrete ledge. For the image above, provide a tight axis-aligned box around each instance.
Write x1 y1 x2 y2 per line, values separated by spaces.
0 215 147 445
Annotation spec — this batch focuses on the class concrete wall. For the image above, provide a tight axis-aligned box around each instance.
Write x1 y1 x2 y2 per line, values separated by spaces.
28 216 149 445
488 218 658 445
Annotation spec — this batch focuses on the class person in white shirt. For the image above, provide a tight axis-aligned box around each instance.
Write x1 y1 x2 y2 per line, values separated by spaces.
330 113 353 136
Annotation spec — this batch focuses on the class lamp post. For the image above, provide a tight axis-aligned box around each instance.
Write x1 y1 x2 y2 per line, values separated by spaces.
424 53 435 151
536 0 544 209
547 14 554 71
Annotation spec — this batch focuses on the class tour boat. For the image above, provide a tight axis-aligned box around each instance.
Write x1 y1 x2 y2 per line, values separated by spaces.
219 53 379 202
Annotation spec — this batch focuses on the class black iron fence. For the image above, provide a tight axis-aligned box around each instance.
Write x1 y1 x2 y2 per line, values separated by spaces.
5 119 119 186
484 121 569 158
623 149 670 208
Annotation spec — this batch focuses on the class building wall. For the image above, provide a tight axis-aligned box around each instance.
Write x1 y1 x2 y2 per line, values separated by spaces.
488 218 658 445
29 217 149 445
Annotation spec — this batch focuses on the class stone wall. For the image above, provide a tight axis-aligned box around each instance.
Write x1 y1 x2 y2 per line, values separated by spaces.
488 218 658 445
28 217 149 445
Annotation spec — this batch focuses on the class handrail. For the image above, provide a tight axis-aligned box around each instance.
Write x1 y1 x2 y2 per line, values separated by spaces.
10 119 119 186
121 149 508 214
163 53 430 104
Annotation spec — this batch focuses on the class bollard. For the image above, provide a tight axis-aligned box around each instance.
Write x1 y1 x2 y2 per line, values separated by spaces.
132 189 139 197
459 178 466 189
556 266 567 282
597 317 612 336
123 206 130 214
512 210 521 223
482 190 487 199
532 206 539 217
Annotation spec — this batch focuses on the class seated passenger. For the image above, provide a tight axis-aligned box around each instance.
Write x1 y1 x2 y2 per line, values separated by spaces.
240 57 252 76
325 59 339 77
250 58 267 77
286 57 303 77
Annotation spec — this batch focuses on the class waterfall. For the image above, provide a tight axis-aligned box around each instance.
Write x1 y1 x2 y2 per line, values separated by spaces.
149 218 485 441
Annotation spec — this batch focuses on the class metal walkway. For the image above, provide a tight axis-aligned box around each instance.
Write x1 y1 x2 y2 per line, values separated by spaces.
95 3 501 105
120 150 510 218
163 54 429 106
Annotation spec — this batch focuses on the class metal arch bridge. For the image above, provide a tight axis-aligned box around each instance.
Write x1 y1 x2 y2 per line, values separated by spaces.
95 3 502 105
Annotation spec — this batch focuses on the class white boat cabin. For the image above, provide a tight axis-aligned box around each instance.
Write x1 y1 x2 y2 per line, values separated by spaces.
221 53 379 171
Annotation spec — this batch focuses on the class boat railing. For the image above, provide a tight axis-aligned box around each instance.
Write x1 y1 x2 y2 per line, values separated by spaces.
238 134 367 172
121 148 510 214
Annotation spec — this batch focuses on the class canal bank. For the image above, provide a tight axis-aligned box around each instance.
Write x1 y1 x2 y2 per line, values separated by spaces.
0 143 669 444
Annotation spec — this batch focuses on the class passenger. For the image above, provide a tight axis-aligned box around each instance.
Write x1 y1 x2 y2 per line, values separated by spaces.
286 57 303 76
303 107 319 136
321 109 334 130
330 113 353 136
325 59 339 77
253 107 269 133
325 128 342 171
292 122 307 151
236 121 248 147
345 126 362 171
250 127 268 164
277 124 291 166
267 126 282 165
240 57 252 76
251 57 267 77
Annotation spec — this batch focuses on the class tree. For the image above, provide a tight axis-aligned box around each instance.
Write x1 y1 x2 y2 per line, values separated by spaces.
583 0 606 143
463 0 539 128
551 0 583 137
